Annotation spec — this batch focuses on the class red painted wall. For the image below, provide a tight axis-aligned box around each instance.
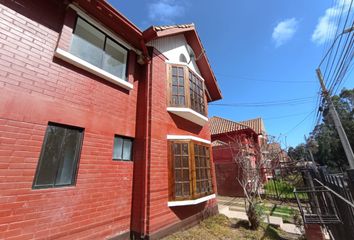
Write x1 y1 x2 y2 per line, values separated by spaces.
0 1 142 239
0 1 219 239
211 130 258 197
138 49 218 236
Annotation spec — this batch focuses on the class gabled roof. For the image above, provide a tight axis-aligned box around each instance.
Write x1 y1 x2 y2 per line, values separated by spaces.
239 118 266 135
209 116 251 135
143 24 222 102
153 24 195 32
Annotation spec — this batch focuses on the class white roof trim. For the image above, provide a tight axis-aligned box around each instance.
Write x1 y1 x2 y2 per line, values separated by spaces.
167 135 211 144
69 4 141 55
165 60 205 82
168 194 216 207
55 48 133 90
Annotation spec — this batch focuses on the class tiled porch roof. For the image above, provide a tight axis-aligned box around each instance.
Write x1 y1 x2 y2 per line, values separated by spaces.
239 118 266 135
209 116 250 135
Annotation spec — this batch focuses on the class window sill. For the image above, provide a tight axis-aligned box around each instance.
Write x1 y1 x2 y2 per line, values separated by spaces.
168 194 216 207
54 48 133 91
167 107 208 126
167 135 211 144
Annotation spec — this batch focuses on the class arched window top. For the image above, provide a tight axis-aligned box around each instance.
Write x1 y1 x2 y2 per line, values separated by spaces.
179 53 187 63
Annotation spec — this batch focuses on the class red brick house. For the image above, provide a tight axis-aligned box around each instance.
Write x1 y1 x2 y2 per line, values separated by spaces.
210 116 270 197
0 0 222 239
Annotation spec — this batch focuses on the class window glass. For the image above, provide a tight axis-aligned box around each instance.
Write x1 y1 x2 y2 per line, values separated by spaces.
171 66 185 106
172 143 190 198
113 136 123 159
189 71 205 115
103 38 127 79
70 17 128 80
35 125 65 186
113 136 133 161
122 138 133 160
56 129 82 185
170 141 213 201
33 123 83 189
70 18 105 67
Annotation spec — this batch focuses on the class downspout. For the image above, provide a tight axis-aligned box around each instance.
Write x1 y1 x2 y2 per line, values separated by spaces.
140 46 152 239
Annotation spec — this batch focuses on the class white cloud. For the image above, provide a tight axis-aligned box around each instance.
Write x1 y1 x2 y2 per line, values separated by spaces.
148 0 185 24
272 18 299 47
312 0 352 45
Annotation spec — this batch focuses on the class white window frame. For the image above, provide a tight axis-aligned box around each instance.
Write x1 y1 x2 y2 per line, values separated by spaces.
55 4 135 90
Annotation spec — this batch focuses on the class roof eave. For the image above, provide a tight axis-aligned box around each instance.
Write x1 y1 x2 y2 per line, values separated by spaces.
73 0 143 50
143 26 222 102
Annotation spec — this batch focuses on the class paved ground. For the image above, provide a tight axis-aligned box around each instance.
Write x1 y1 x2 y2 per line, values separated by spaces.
217 197 302 235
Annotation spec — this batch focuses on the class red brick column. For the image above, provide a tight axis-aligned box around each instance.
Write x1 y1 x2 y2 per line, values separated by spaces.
305 224 325 240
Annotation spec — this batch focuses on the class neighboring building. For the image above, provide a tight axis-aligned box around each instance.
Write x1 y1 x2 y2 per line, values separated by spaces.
0 0 222 239
210 116 259 197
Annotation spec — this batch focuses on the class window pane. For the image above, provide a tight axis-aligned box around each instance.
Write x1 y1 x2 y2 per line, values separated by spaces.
122 138 133 160
102 38 127 79
56 129 82 186
70 18 105 67
172 67 177 75
189 71 206 115
173 143 181 154
182 156 189 167
175 183 182 197
35 125 65 187
182 144 188 155
183 183 190 196
34 124 83 189
172 76 178 85
175 170 182 181
174 157 181 168
183 169 189 181
172 86 178 95
113 136 123 159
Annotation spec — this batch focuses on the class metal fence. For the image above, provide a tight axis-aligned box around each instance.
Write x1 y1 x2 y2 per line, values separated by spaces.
294 167 354 240
320 170 354 239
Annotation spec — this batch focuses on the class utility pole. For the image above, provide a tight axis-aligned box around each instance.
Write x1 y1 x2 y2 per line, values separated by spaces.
316 68 354 169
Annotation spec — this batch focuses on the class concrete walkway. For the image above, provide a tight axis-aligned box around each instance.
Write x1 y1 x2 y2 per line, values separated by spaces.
218 203 302 235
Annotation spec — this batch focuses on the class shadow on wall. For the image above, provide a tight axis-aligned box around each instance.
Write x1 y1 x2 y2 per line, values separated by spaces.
169 114 203 135
3 0 66 32
170 201 208 220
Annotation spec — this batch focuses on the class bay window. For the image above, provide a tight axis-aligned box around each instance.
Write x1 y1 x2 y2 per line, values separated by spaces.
169 140 214 203
167 65 208 126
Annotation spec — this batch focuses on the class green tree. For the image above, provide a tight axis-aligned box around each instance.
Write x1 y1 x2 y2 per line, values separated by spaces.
310 88 354 171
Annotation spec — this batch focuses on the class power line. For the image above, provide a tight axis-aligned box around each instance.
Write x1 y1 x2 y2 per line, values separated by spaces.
215 73 315 84
263 111 314 120
209 96 316 108
284 109 316 135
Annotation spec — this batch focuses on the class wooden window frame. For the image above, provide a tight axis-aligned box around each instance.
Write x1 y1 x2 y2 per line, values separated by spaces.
167 64 207 116
168 140 214 201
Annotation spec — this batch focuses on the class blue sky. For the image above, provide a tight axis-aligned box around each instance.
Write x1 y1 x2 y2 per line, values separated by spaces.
109 0 354 148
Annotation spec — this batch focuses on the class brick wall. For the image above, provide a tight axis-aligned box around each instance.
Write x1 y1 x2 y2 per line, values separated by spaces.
144 49 217 237
212 146 244 197
304 224 325 240
0 1 141 239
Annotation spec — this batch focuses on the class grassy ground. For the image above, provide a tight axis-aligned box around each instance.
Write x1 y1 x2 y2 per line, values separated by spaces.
264 179 308 200
163 214 299 240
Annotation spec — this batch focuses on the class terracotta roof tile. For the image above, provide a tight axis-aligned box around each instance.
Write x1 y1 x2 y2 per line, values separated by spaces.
209 116 250 135
239 118 266 135
153 23 195 32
